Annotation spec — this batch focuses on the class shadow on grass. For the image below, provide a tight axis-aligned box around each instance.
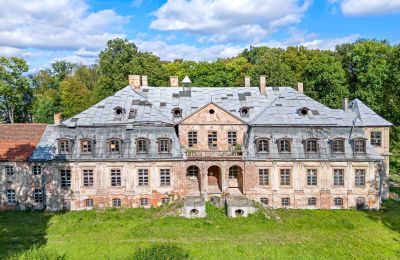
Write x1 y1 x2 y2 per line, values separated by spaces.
366 199 400 233
0 211 53 258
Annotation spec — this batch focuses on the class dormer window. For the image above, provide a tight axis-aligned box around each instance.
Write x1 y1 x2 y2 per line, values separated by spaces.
354 139 366 154
108 139 121 153
137 138 149 153
256 139 269 153
278 139 291 153
305 139 318 153
80 139 93 153
298 107 310 116
59 139 71 154
114 106 125 115
158 138 171 153
239 107 249 117
172 107 182 117
332 139 345 153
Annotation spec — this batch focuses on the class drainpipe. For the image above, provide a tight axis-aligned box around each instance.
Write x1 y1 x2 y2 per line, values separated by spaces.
378 160 385 208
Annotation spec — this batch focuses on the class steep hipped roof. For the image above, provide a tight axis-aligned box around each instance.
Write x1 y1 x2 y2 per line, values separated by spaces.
0 124 47 161
349 99 392 127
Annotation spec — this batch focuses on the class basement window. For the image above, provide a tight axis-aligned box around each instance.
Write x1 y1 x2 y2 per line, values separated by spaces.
260 197 269 205
161 197 170 204
308 197 317 206
334 197 343 207
235 209 244 216
85 199 93 207
112 198 122 207
281 197 290 206
140 198 149 207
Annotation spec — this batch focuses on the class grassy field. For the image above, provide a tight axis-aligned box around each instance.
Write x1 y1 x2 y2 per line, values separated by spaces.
1 199 399 259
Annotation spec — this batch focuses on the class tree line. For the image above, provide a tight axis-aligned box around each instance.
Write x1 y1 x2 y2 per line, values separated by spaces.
0 38 399 176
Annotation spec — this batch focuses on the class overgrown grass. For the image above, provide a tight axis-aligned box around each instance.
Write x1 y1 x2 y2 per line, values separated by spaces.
1 201 399 259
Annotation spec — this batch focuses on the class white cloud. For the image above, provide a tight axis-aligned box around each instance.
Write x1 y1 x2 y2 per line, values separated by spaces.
150 0 312 43
337 0 400 16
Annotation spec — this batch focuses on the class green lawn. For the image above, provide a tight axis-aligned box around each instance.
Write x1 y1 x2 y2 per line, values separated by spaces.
1 200 399 259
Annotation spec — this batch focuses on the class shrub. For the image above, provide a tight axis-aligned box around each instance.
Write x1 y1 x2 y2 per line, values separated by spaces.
132 243 189 260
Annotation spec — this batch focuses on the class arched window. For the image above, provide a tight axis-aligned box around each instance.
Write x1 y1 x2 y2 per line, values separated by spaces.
58 139 71 154
80 139 93 153
108 139 121 153
158 138 171 153
172 107 182 117
278 139 291 153
305 139 318 153
187 165 199 178
332 139 345 153
256 139 269 153
137 138 149 153
353 139 366 154
229 166 238 179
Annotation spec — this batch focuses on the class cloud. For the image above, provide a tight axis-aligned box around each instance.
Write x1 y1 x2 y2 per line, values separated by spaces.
335 0 400 16
132 0 143 7
150 0 312 43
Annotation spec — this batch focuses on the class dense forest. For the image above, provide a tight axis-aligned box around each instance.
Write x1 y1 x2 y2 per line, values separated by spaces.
0 38 399 179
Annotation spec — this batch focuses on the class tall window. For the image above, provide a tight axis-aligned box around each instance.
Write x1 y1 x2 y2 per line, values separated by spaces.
138 169 149 186
333 169 344 186
7 190 16 204
259 169 269 186
208 131 217 149
83 170 94 187
370 131 382 146
307 169 317 186
112 198 121 207
334 197 343 207
187 166 199 178
5 165 14 176
354 139 366 153
85 199 93 207
137 139 149 153
281 198 290 206
160 169 171 186
278 139 291 153
33 189 43 203
158 139 170 153
308 197 317 206
332 139 345 153
32 165 42 175
188 131 197 147
257 139 269 153
111 169 121 186
229 166 238 179
228 131 237 146
280 169 291 186
61 169 71 188
355 169 366 187
306 139 317 153
81 139 92 153
108 139 121 153
59 139 70 154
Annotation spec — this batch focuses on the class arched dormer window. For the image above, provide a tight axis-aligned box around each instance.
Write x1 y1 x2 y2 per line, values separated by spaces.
171 107 182 117
108 138 122 153
136 138 149 153
353 138 366 154
80 139 94 153
158 138 171 154
256 138 270 153
305 138 318 153
332 138 345 154
58 139 72 154
278 138 291 153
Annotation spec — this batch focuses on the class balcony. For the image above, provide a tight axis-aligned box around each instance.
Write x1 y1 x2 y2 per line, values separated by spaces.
184 149 243 160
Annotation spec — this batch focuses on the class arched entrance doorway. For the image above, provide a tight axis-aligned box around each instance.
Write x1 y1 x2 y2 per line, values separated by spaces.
208 166 222 193
228 165 243 194
186 165 200 196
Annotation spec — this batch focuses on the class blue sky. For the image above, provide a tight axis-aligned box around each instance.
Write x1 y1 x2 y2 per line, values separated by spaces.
0 0 399 72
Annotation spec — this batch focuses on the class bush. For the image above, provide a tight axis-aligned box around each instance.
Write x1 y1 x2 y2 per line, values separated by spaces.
132 243 189 260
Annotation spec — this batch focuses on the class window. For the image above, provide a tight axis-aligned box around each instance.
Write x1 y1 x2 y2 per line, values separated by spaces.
161 197 170 204
140 198 149 207
85 199 93 207
355 169 366 187
306 139 318 153
108 139 121 153
208 131 217 149
83 170 94 187
158 139 170 153
5 165 14 176
281 198 290 206
188 131 197 147
80 139 93 153
354 139 366 153
260 197 269 205
333 169 344 186
332 139 345 153
239 107 249 116
307 169 317 186
111 169 121 187
59 139 71 154
278 139 291 153
229 166 238 179
334 197 343 207
187 166 199 178
61 169 71 188
137 139 149 153
228 131 237 146
308 197 317 206
370 131 382 146
259 169 269 186
257 139 269 153
32 166 42 175
33 189 43 203
7 190 16 204
160 169 171 186
112 198 121 207
172 108 182 117
280 169 291 186
138 169 149 186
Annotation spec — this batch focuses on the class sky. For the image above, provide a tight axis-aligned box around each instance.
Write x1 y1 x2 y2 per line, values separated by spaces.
0 0 399 73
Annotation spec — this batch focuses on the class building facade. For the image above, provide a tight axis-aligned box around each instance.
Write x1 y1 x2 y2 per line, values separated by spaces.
0 75 392 211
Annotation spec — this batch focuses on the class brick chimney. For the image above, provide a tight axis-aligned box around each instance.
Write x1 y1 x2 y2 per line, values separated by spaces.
128 75 141 91
297 82 304 94
170 76 179 87
260 75 266 95
141 75 148 87
342 98 348 111
54 112 62 125
245 76 250 87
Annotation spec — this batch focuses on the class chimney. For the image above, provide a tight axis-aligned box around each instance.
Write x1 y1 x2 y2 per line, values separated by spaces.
342 98 348 111
54 112 62 125
170 76 179 87
141 75 148 87
297 82 304 94
245 76 251 87
128 75 141 91
260 75 266 95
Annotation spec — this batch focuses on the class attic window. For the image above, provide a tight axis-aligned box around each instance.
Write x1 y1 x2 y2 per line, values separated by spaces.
172 107 182 117
298 107 310 116
209 109 215 114
239 107 249 116
114 107 125 115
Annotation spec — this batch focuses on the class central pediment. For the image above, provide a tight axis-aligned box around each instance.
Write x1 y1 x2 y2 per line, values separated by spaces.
179 103 246 125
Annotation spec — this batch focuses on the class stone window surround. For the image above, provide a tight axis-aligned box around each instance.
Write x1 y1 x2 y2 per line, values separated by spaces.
60 169 71 188
137 168 150 187
112 198 122 207
353 138 367 154
277 138 291 153
159 168 171 187
305 138 318 153
108 138 122 154
110 169 122 187
80 138 94 153
188 130 198 148
157 138 171 154
370 131 382 146
258 168 270 186
227 131 237 146
332 168 345 187
136 138 150 154
82 168 94 188
332 138 345 154
354 168 366 187
256 138 270 153
58 138 72 154
280 169 292 186
306 169 318 186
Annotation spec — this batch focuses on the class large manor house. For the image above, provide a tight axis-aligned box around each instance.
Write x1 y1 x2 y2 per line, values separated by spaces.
0 75 392 213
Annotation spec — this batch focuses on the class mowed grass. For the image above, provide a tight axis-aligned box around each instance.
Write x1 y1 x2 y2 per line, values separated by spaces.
0 200 399 259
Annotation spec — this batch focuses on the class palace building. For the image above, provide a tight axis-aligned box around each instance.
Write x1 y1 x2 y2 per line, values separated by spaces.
0 75 392 212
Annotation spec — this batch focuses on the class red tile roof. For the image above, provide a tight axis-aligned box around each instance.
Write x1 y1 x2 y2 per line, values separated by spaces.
0 124 47 161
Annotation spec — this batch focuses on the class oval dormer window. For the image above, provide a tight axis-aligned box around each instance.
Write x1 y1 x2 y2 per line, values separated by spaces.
114 106 125 115
172 107 182 117
239 107 249 117
298 107 310 116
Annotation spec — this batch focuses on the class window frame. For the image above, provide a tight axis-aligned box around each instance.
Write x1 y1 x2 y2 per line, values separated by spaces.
160 169 171 187
138 169 149 187
370 131 382 146
355 169 366 187
332 138 345 154
5 165 14 176
111 169 122 187
353 139 366 154
58 139 71 154
306 169 318 186
333 169 344 186
278 139 291 153
140 198 149 207
33 189 43 203
187 165 199 178
6 189 17 204
108 139 122 154
334 197 343 207
80 139 93 153
208 131 218 149
188 131 198 148
308 197 317 206
136 138 149 154
256 138 270 153
305 139 318 153
260 197 269 205
158 138 171 154
32 165 42 175
85 199 93 207
281 197 290 206
61 169 71 188
258 169 269 186
83 169 94 187
228 166 238 179
280 169 291 186
112 198 122 207
227 131 237 146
